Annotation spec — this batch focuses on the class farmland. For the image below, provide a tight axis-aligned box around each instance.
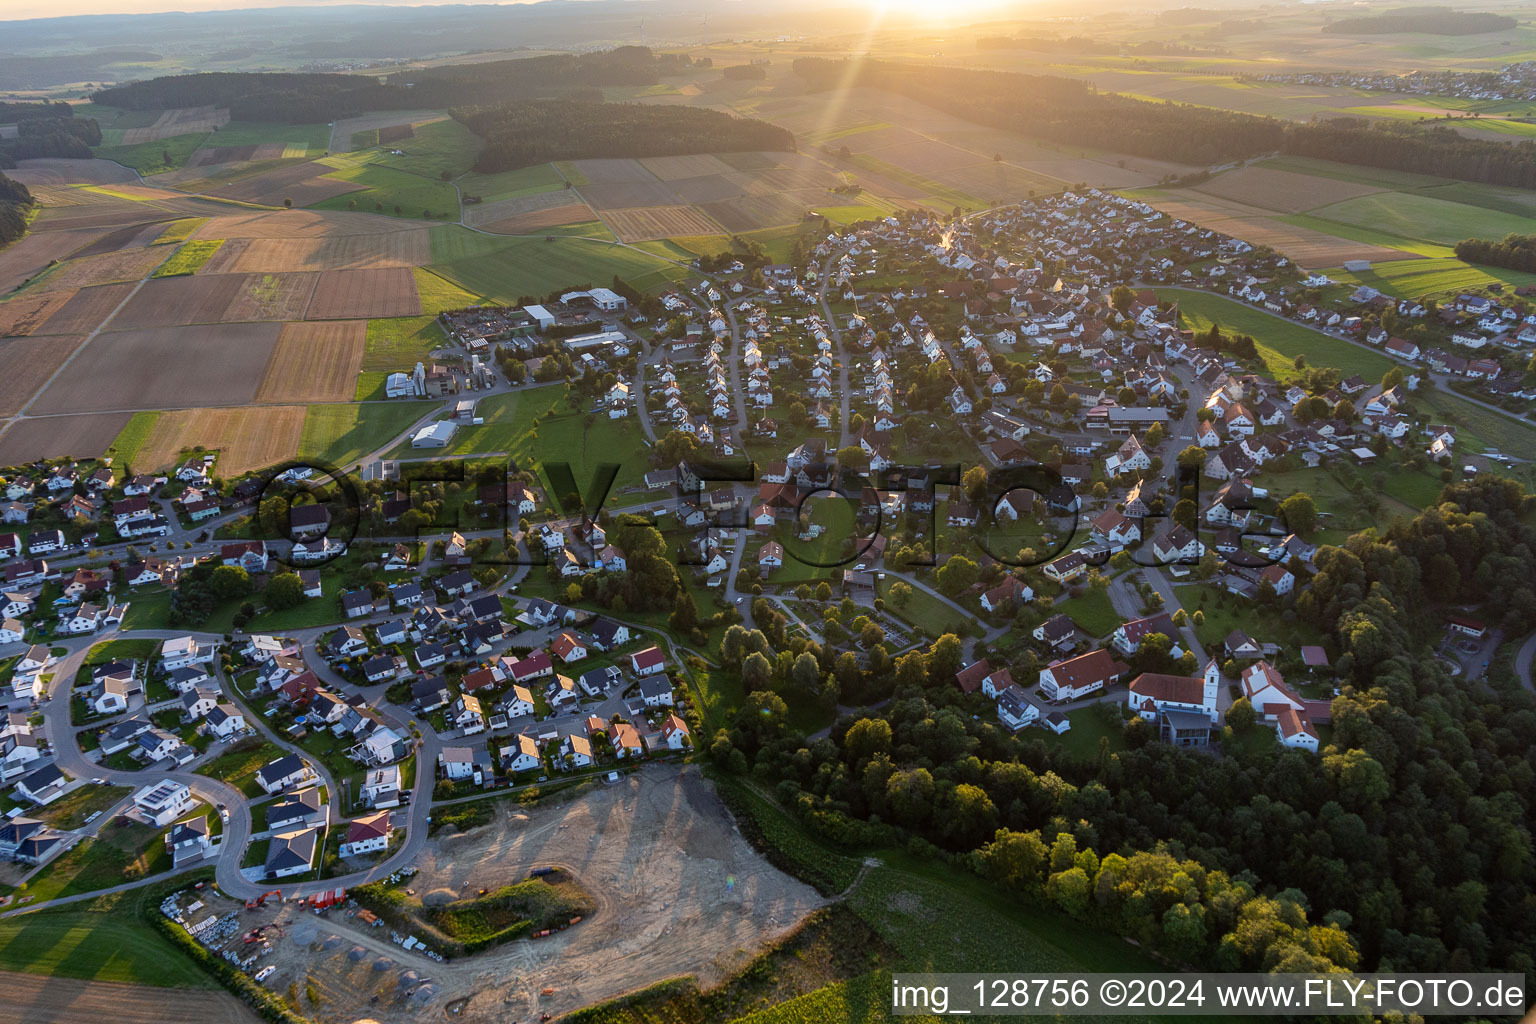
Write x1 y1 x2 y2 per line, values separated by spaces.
110 273 247 328
305 267 422 319
127 405 308 475
361 315 447 370
299 401 436 468
1307 191 1536 245
0 334 82 415
253 320 366 403
0 413 132 464
148 239 224 277
429 235 687 302
0 289 79 337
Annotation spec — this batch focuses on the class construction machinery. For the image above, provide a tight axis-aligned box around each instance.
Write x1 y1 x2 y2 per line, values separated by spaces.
245 890 281 910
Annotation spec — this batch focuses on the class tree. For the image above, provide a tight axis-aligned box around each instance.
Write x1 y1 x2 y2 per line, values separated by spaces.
1277 492 1318 537
668 589 699 633
1176 445 1208 471
209 565 251 601
936 555 979 595
265 572 305 610
962 465 988 503
1110 284 1136 315
1228 696 1256 730
1118 386 1137 406
889 581 912 607
1172 498 1197 531
741 651 773 692
815 580 833 602
282 197 293 209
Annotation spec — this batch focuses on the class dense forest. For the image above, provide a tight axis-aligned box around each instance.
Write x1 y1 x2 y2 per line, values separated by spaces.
0 102 100 169
456 100 793 173
707 476 1536 977
1323 8 1518 34
793 57 1536 187
0 172 36 249
90 47 690 124
1455 233 1536 271
976 36 1226 56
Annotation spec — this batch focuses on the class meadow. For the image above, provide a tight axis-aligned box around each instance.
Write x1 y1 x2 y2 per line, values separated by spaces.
1318 257 1536 300
300 401 436 467
429 235 688 302
1156 289 1396 383
1307 192 1536 245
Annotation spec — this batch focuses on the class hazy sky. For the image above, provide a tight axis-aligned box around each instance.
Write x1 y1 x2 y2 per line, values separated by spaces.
3 0 547 21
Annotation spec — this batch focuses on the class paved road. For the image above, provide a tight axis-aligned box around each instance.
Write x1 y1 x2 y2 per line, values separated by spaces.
1513 631 1536 693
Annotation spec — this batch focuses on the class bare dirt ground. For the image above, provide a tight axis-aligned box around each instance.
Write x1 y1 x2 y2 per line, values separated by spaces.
0 412 131 464
229 767 822 1024
120 105 229 145
330 111 447 153
0 970 259 1024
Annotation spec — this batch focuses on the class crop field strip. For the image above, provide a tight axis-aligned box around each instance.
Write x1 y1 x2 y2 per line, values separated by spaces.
29 247 169 292
602 205 726 241
0 290 80 338
28 322 283 415
254 320 367 403
1138 192 1423 267
227 229 432 272
1188 164 1387 213
222 272 321 321
306 267 422 319
0 335 85 414
130 404 309 475
27 283 137 335
0 412 133 465
109 273 249 329
0 227 120 293
462 188 584 227
119 105 230 144
479 204 598 234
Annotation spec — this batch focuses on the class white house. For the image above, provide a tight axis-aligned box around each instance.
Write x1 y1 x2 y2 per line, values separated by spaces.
339 811 393 857
134 780 193 827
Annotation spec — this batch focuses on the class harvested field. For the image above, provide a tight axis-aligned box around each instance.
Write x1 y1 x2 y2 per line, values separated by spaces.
702 192 820 232
866 138 989 174
0 335 81 414
110 273 247 329
221 272 321 322
715 150 782 170
829 123 929 151
32 283 136 334
725 164 843 194
0 412 131 464
0 228 108 292
183 144 257 168
578 179 683 210
932 161 1066 201
639 153 737 179
192 208 422 238
377 123 415 145
254 321 366 402
1149 194 1422 267
481 204 596 234
120 105 228 145
70 222 166 260
602 204 723 242
0 970 257 1024
29 322 281 414
668 173 749 203
226 230 430 272
14 184 116 209
463 188 577 228
222 766 820 1024
131 405 307 474
1190 165 1386 214
567 157 655 183
0 289 78 337
6 158 140 186
36 248 167 291
203 160 365 207
306 267 421 319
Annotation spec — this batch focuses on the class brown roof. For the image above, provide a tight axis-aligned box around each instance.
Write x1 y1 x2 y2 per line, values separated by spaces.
954 659 992 694
1128 672 1204 704
1045 649 1128 688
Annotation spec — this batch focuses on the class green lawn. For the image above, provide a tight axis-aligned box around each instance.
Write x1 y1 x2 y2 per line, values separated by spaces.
362 315 447 371
1158 288 1396 384
308 158 461 220
1307 191 1536 245
18 820 170 904
1057 587 1121 637
195 739 285 797
0 892 214 988
428 234 687 302
37 785 132 830
300 401 436 468
878 577 974 638
1174 582 1324 649
1413 385 1536 455
118 589 172 632
149 239 224 278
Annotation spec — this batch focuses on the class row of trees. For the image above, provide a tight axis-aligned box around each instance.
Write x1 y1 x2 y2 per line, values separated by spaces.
456 100 793 174
793 57 1536 188
1454 233 1536 273
0 171 35 248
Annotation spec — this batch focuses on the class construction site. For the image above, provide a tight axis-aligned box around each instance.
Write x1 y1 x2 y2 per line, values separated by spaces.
158 766 823 1023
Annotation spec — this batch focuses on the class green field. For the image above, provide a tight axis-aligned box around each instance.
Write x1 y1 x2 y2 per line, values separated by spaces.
1318 256 1536 301
412 266 488 314
458 162 565 201
200 120 332 155
0 893 213 988
92 132 207 175
1057 587 1121 637
195 739 285 797
106 410 162 468
309 158 461 219
877 577 973 638
18 821 170 904
1158 288 1396 383
362 315 447 371
429 235 688 302
1307 191 1536 246
1259 155 1451 190
149 239 224 277
152 218 206 245
300 401 435 468
1275 214 1454 258
353 118 483 181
